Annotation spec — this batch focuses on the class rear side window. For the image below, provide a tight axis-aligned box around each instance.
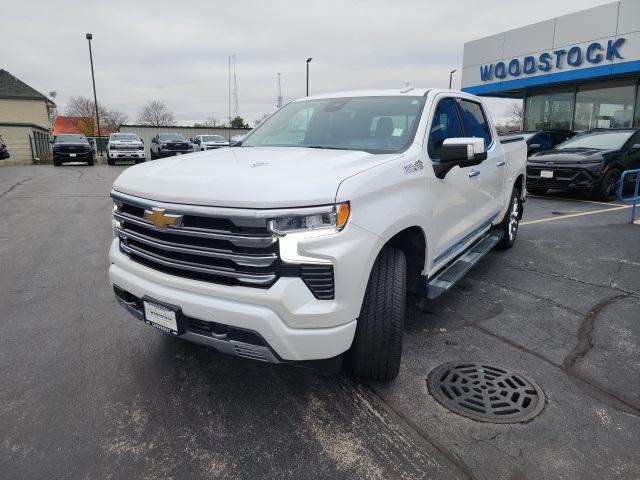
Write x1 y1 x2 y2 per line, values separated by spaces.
428 98 464 159
458 100 492 147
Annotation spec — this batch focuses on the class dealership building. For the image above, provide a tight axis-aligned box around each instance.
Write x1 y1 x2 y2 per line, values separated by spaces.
462 0 640 131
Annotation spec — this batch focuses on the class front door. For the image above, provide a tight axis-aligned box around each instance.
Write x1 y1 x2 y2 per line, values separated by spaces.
457 98 505 226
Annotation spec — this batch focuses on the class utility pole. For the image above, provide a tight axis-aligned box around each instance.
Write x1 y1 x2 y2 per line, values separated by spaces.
277 73 283 108
86 33 101 155
306 58 312 97
232 55 239 119
228 56 231 130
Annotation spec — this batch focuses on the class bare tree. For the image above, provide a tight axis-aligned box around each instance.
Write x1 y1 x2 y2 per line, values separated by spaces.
194 116 220 128
253 113 270 126
65 96 128 134
137 101 176 126
504 103 523 130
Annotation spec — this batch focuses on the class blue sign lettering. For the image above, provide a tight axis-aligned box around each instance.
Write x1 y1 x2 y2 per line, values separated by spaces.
538 52 552 71
478 37 626 82
586 42 603 63
508 59 521 76
606 38 625 60
567 46 583 66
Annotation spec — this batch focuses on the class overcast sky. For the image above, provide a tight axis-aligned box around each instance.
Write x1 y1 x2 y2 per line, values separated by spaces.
2 0 612 126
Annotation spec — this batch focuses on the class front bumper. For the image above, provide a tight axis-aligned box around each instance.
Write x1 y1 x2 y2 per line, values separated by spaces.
109 150 145 159
53 151 93 160
158 150 192 157
109 221 379 361
526 162 604 190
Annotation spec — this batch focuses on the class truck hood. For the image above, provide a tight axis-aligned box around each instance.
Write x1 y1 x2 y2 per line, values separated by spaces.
113 146 400 208
528 148 608 163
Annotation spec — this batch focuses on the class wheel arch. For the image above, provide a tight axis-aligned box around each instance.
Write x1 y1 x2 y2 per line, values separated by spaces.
381 225 427 295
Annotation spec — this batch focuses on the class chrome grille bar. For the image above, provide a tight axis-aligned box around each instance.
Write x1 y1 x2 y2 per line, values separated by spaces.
116 227 277 267
120 243 276 286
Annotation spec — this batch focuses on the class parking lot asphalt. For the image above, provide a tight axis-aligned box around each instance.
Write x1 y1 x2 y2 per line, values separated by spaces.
1 165 639 480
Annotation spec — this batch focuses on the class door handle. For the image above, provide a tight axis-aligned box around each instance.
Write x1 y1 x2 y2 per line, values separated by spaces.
496 160 506 167
468 169 480 177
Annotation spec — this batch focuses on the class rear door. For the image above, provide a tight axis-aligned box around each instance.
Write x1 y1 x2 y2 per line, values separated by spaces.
457 98 505 226
426 96 484 267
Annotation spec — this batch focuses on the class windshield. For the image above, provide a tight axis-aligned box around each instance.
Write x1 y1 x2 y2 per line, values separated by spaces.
201 135 226 142
242 96 426 154
557 131 634 150
159 133 186 141
111 133 139 141
55 135 87 143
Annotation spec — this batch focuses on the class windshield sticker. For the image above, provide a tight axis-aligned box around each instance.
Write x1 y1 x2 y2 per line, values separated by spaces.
403 160 423 174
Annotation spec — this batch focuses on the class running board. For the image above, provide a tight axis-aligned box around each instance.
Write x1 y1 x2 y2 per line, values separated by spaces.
426 231 503 300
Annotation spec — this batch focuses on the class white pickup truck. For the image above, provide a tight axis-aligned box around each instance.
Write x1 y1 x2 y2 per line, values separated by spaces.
109 88 526 381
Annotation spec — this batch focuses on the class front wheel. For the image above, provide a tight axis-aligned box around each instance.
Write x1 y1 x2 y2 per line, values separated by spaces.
347 247 406 382
596 168 621 202
495 188 521 250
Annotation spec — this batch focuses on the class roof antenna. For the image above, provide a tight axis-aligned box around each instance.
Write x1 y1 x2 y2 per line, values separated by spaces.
400 81 414 93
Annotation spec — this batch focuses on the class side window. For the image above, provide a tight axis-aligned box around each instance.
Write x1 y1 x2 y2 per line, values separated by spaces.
458 99 492 147
428 98 464 160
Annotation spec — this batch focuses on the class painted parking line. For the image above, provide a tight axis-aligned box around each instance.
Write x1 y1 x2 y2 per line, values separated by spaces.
521 205 631 225
526 194 627 208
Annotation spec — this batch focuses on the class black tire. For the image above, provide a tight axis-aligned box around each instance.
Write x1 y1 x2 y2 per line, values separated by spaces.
596 168 621 202
527 186 547 195
347 247 406 382
53 157 61 166
495 187 521 250
86 157 94 166
107 157 115 166
135 158 146 164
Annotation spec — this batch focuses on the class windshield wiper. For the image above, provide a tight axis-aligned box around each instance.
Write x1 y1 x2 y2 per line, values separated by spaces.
305 145 351 150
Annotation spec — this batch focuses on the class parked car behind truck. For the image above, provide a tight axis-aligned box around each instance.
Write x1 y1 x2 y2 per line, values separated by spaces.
109 88 526 381
52 134 94 166
107 133 146 165
191 134 229 151
527 128 640 200
150 133 193 159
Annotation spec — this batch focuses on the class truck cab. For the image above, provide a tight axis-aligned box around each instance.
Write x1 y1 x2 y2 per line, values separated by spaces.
109 88 526 381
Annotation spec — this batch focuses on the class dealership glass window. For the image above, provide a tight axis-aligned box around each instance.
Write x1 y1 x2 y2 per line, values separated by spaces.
573 80 636 131
524 89 575 131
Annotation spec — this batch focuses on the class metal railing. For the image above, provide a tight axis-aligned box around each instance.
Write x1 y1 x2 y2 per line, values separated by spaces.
618 168 640 224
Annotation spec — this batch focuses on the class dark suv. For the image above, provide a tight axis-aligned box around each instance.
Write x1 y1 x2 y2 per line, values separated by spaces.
52 134 94 166
150 133 193 159
527 128 640 200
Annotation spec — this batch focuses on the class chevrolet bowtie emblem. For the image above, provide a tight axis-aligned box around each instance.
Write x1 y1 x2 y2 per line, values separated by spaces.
143 207 182 229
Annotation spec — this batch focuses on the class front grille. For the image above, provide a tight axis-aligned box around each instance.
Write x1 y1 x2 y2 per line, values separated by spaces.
167 143 189 150
57 145 89 154
114 196 280 288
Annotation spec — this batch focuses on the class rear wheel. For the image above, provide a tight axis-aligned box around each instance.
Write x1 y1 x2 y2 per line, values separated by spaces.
347 247 406 382
596 168 621 202
495 187 521 250
527 186 547 195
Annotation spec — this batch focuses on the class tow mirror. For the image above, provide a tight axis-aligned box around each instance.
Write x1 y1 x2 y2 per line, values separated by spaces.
434 138 487 179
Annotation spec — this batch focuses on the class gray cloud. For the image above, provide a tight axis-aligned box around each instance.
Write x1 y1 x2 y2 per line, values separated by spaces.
2 0 610 125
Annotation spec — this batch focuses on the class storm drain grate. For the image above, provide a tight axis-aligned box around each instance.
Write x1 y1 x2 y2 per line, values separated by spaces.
427 362 545 423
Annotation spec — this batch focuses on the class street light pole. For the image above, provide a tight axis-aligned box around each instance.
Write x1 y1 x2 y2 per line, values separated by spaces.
449 69 457 89
306 58 312 97
86 33 101 155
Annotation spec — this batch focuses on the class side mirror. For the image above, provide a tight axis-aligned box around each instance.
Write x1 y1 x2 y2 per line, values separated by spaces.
433 138 487 179
631 143 640 151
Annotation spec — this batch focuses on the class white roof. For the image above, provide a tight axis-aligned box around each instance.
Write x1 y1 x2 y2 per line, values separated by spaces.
298 88 433 101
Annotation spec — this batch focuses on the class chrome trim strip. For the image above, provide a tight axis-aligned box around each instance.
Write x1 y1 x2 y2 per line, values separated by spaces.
116 227 277 267
111 190 335 225
120 243 276 286
114 211 276 248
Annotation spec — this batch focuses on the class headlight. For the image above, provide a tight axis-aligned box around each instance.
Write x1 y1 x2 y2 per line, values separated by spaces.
161 143 167 149
112 201 122 237
109 144 116 150
268 202 350 235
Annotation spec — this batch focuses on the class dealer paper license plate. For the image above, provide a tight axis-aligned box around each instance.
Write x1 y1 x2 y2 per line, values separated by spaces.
540 170 554 179
69 153 77 158
143 301 178 334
